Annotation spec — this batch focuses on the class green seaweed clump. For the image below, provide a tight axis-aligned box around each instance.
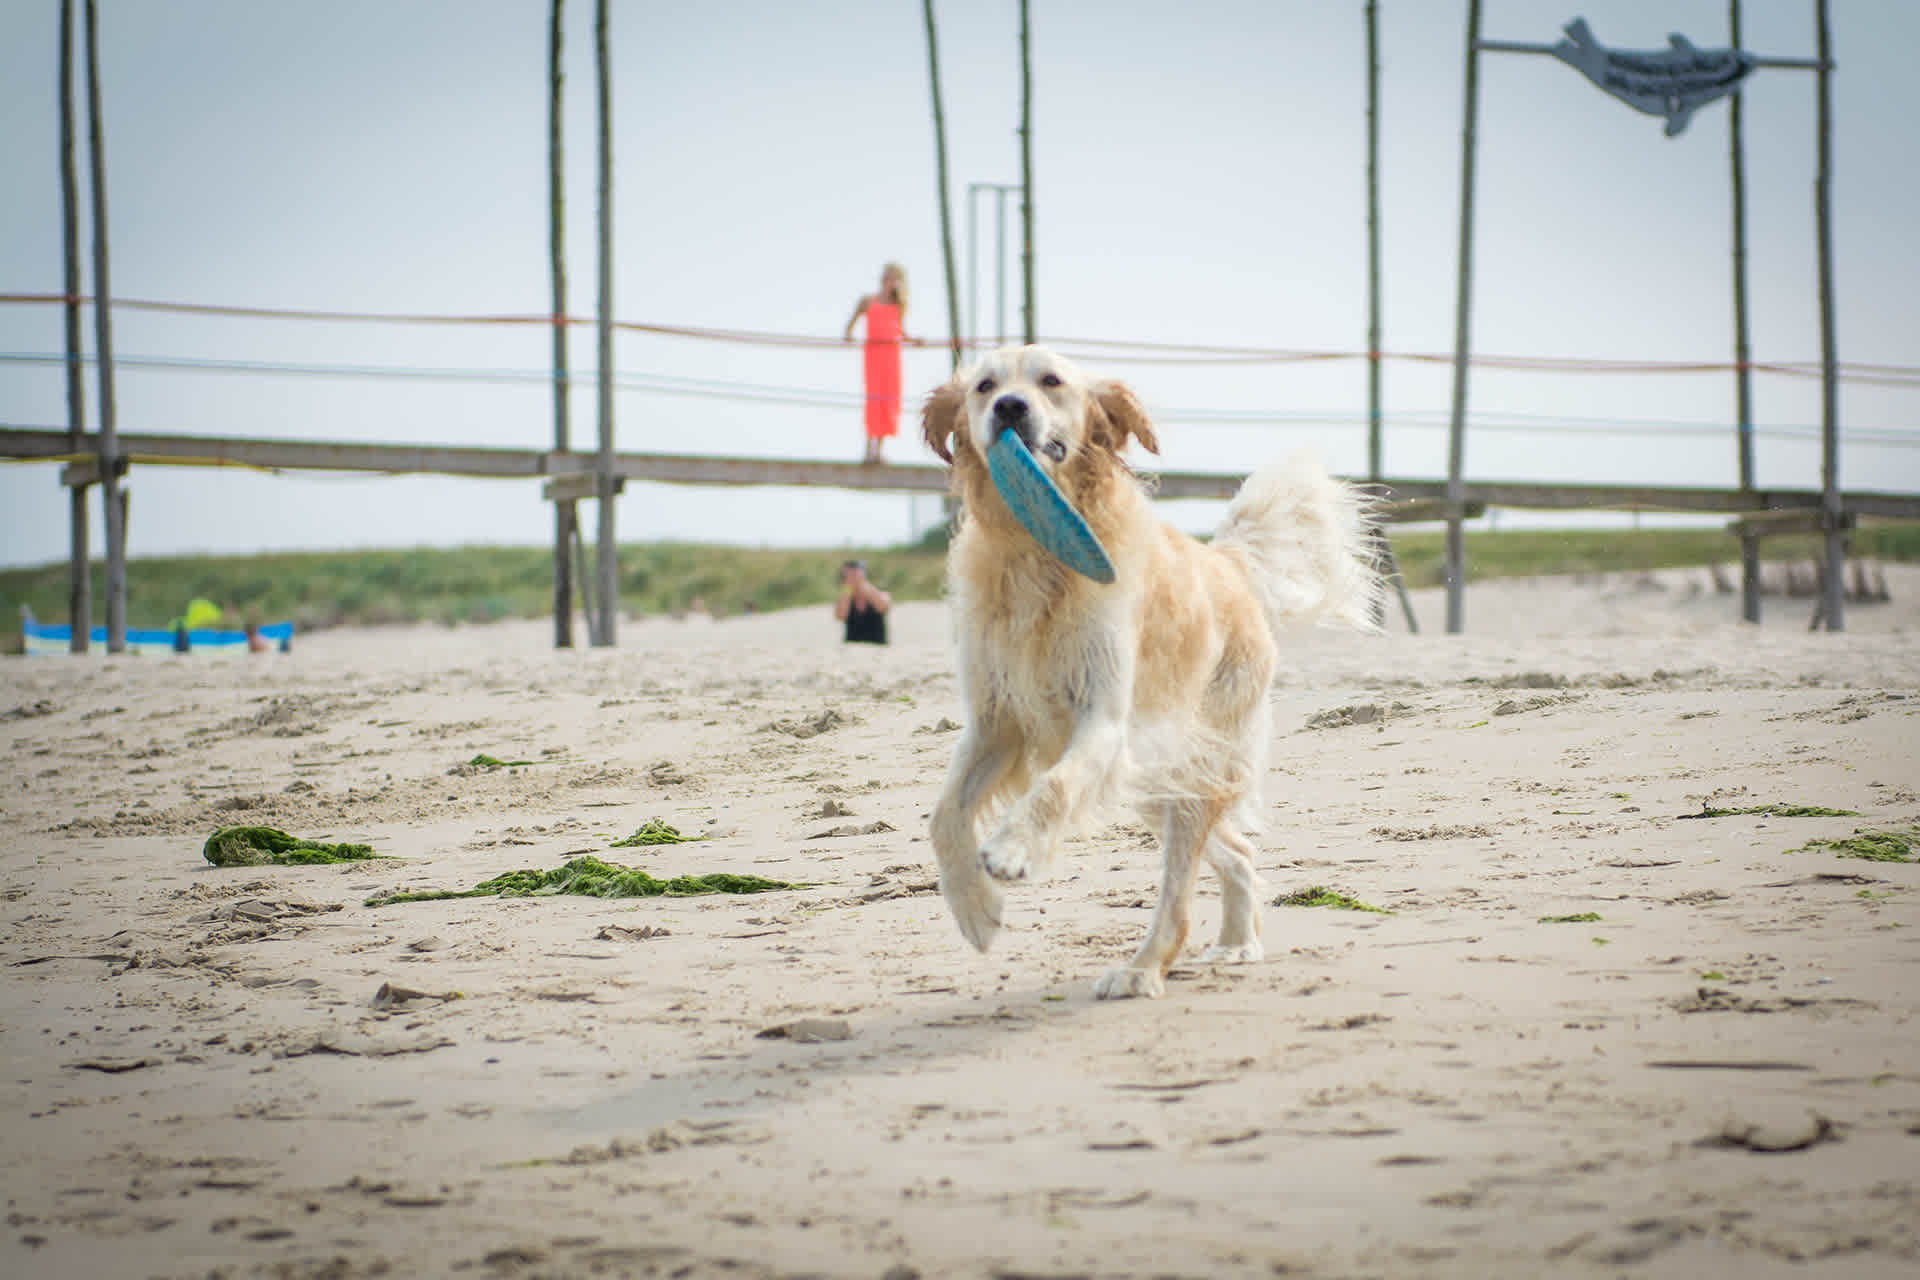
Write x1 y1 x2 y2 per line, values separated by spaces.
611 819 702 847
1540 911 1603 924
1683 803 1859 819
367 855 799 907
203 825 386 867
1274 886 1392 914
467 754 536 769
1792 829 1917 863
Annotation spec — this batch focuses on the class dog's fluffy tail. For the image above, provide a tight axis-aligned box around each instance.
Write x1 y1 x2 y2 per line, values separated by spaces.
1213 454 1382 635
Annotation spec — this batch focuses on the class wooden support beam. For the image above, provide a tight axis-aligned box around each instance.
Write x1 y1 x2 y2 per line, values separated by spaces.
5 428 1918 522
542 474 622 503
1378 498 1486 524
1727 509 1854 540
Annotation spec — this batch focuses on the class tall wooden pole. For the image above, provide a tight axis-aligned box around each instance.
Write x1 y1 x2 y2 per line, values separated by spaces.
1018 0 1036 345
922 0 964 372
1729 0 1762 623
1444 0 1483 635
83 0 124 653
58 0 90 653
1361 1 1418 634
1365 0 1383 485
592 0 617 646
548 0 576 648
1813 0 1843 632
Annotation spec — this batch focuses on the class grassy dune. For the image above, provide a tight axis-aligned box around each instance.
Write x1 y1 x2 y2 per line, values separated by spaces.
2 544 947 632
1394 522 1917 590
3 523 1914 635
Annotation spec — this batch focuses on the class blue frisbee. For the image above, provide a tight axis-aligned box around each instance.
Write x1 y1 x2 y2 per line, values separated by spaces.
985 430 1116 584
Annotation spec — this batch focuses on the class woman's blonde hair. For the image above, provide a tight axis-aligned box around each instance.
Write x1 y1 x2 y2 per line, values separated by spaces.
880 261 909 310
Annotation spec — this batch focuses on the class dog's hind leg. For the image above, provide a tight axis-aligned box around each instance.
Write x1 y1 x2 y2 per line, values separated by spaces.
1093 796 1221 1000
1199 820 1265 964
931 721 1020 952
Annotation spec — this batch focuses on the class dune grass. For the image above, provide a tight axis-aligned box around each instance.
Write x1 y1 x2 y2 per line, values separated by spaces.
1386 522 1919 590
0 542 948 632
3 523 1913 634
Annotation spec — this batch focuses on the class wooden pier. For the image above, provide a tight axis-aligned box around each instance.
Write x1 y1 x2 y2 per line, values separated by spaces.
9 425 1918 519
6 425 1916 643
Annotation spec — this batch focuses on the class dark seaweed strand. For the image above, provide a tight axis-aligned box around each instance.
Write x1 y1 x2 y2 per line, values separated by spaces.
365 856 800 907
203 825 383 867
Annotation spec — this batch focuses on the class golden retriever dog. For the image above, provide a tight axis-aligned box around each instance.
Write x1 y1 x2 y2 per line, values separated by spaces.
921 345 1380 999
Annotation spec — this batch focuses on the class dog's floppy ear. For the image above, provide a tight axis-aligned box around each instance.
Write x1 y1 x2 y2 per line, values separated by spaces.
1090 380 1160 456
921 377 967 463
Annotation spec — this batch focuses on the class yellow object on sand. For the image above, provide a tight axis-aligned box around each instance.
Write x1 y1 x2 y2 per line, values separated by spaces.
182 598 223 630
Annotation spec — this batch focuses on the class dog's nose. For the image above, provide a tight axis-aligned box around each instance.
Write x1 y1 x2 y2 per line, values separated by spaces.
991 394 1029 427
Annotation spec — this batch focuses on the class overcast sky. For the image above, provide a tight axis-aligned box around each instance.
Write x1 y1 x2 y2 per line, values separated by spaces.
2 0 1916 568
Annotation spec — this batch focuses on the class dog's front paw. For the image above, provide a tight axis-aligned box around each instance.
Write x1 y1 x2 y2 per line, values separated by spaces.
941 868 1005 953
1200 940 1265 965
978 829 1037 883
1092 966 1165 1000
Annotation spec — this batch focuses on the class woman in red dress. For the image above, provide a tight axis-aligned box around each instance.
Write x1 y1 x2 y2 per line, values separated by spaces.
843 262 909 463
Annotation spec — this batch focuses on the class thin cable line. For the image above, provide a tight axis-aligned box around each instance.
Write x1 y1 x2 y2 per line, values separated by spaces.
3 292 1915 382
4 351 1916 447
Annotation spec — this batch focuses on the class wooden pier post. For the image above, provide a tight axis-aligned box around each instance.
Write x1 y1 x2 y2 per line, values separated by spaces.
83 0 125 653
1444 0 1484 635
548 0 577 648
1813 0 1844 632
59 0 90 653
923 0 964 372
1018 0 1036 345
592 0 618 646
1728 0 1763 624
1365 0 1383 487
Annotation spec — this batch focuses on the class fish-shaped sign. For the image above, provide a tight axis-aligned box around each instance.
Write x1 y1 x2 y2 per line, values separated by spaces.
1550 17 1754 137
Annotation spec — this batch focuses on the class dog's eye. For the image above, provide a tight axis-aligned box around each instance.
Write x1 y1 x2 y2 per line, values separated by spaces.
974 378 996 395
1039 373 1062 388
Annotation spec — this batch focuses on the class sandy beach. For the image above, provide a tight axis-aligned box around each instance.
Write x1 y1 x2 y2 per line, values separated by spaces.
3 565 1917 1279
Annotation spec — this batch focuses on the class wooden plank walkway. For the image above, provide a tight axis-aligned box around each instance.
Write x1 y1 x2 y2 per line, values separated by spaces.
5 426 1918 521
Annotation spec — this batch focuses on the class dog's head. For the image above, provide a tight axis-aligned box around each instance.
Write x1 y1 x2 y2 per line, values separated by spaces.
921 345 1159 474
